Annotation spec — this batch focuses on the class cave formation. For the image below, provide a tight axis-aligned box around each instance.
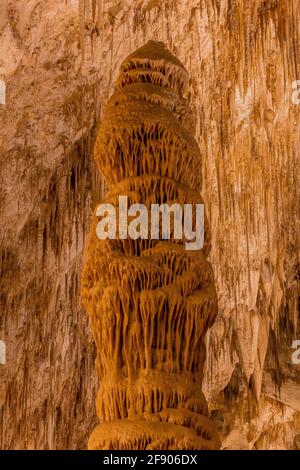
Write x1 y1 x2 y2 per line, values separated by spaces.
81 40 220 450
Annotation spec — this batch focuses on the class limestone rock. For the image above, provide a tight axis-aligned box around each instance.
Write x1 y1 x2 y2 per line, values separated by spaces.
0 0 299 449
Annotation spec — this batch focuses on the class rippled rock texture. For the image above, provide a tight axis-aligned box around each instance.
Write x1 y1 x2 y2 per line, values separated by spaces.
81 41 220 450
0 0 299 449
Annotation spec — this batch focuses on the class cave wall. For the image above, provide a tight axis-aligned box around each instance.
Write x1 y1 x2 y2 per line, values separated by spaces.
0 0 299 449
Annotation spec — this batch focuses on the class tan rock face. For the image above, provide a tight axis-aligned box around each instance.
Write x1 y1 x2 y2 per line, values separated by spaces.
81 40 220 450
0 0 299 449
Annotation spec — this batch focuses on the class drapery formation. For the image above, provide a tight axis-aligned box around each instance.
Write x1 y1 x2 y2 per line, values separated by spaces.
81 40 220 450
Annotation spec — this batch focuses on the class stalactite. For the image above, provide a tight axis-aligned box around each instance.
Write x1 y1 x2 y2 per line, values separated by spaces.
92 0 97 22
78 0 85 57
81 41 220 450
79 0 105 57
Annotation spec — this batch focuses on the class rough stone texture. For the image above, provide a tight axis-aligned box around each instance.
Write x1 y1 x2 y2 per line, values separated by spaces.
0 0 299 449
82 40 220 450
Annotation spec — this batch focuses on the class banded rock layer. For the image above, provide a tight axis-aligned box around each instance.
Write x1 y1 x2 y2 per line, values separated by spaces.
81 40 220 450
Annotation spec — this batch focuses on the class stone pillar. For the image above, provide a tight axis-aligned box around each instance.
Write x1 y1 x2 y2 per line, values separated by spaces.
82 40 220 450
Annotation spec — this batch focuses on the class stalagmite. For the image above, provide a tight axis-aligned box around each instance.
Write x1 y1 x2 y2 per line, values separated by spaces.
81 40 220 450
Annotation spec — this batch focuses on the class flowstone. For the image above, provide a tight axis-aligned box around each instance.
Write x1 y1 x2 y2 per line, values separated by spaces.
82 41 220 450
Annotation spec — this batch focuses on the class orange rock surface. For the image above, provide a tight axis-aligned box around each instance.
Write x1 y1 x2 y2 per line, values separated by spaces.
81 41 220 450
